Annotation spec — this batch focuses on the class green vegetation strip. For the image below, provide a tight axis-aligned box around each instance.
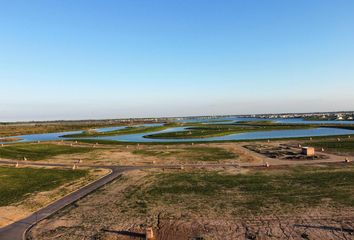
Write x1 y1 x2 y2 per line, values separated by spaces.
145 123 313 139
0 166 87 206
133 147 237 162
124 166 354 214
305 138 354 153
0 120 164 137
62 123 178 138
0 138 21 143
0 143 93 160
72 134 354 145
0 123 124 137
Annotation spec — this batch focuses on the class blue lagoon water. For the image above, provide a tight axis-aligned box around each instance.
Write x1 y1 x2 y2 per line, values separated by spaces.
1 119 353 144
97 127 354 143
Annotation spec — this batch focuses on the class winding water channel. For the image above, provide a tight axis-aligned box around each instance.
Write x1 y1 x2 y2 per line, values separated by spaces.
1 118 354 144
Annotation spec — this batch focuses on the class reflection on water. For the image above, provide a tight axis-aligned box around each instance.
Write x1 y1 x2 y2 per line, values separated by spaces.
7 131 83 143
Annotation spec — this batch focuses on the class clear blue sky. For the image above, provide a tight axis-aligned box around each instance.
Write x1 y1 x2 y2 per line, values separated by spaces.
1 0 354 121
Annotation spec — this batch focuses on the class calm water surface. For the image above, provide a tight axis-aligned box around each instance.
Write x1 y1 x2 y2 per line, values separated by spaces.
1 120 353 144
98 127 354 143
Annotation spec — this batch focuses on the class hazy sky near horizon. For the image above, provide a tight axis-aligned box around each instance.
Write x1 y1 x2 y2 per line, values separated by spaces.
1 0 354 121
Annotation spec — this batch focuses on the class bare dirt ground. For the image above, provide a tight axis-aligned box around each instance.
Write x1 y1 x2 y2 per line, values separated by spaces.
2 139 349 169
14 140 350 168
28 168 354 240
240 139 353 166
26 142 260 166
0 167 109 228
243 143 328 160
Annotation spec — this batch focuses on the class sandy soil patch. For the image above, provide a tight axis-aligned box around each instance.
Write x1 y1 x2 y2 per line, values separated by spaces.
38 142 261 166
28 168 354 240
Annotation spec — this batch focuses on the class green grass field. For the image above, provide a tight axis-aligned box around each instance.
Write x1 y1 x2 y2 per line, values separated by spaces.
133 146 237 162
0 143 93 160
123 165 354 215
305 138 354 153
0 166 87 206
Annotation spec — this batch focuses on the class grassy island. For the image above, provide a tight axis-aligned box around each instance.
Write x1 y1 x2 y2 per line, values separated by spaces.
144 123 314 139
61 123 179 138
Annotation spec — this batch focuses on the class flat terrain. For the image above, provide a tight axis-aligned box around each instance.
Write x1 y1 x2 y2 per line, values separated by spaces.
0 166 109 228
132 146 237 162
0 138 20 143
62 123 176 138
145 123 313 139
0 167 87 207
0 143 94 161
244 143 328 160
0 123 116 137
142 166 354 214
4 137 349 166
28 165 354 240
305 137 354 155
0 120 161 137
24 142 255 165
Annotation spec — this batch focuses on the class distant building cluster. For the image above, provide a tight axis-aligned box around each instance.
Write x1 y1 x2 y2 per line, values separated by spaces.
175 111 354 122
242 111 354 121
